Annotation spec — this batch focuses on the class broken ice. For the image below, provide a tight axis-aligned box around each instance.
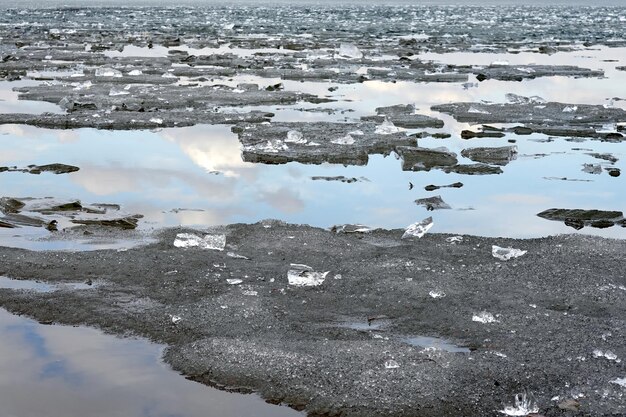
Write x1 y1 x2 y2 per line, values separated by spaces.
402 217 434 239
226 279 243 285
173 233 226 251
429 290 446 299
492 245 527 261
95 68 122 77
170 315 182 324
610 378 626 388
472 312 498 323
593 349 620 362
285 130 307 144
330 134 356 145
384 359 400 369
375 119 402 135
287 264 329 287
337 43 363 59
499 393 539 416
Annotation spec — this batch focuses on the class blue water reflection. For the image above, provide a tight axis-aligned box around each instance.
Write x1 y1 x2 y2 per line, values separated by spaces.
0 308 300 417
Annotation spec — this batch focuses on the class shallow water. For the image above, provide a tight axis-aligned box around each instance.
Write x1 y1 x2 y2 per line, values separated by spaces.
1 47 625 249
0 307 300 417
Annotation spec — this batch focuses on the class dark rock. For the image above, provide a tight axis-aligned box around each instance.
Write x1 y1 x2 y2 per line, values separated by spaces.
414 195 451 210
460 146 517 166
239 122 414 166
461 130 505 139
70 215 142 229
397 146 458 171
606 168 621 177
442 164 503 175
424 182 463 191
538 208 624 230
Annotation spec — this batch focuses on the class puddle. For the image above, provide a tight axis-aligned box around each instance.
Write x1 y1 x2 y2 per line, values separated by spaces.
0 276 95 292
339 318 392 331
404 335 471 353
0 308 301 417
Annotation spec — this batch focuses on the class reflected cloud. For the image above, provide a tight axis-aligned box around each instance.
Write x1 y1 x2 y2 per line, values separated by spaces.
159 125 258 179
258 187 305 214
0 309 299 417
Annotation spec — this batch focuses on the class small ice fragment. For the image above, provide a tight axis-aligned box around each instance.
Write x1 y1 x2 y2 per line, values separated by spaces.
348 130 364 136
226 279 243 285
285 130 307 144
332 224 372 234
128 69 142 76
149 118 163 124
563 105 578 113
331 134 355 145
491 60 510 66
227 252 249 260
492 245 527 261
610 377 626 387
446 236 463 244
593 349 619 361
109 88 129 96
505 93 546 105
95 68 122 77
582 163 602 175
375 119 402 134
499 393 539 416
242 290 258 296
384 359 400 369
429 290 446 299
402 217 434 239
170 315 182 324
173 233 226 251
468 106 490 114
337 43 363 59
287 264 329 287
472 311 498 323
334 274 342 280
162 72 177 79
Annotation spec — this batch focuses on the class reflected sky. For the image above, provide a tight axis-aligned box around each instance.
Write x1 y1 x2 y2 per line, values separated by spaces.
0 308 300 417
0 47 624 248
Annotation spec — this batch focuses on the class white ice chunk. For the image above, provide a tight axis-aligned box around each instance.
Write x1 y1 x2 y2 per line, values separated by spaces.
563 105 578 113
499 393 539 416
402 217 434 239
384 359 400 369
472 311 498 323
109 88 129 96
610 378 626 387
331 134 356 145
173 233 226 251
593 349 620 362
287 264 329 287
429 290 446 299
170 315 182 324
161 72 177 79
128 69 143 76
285 130 307 144
491 60 510 66
468 106 490 114
375 119 402 135
337 43 363 59
505 93 546 105
446 236 463 244
95 68 122 77
226 278 243 285
492 245 527 261
149 118 163 124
